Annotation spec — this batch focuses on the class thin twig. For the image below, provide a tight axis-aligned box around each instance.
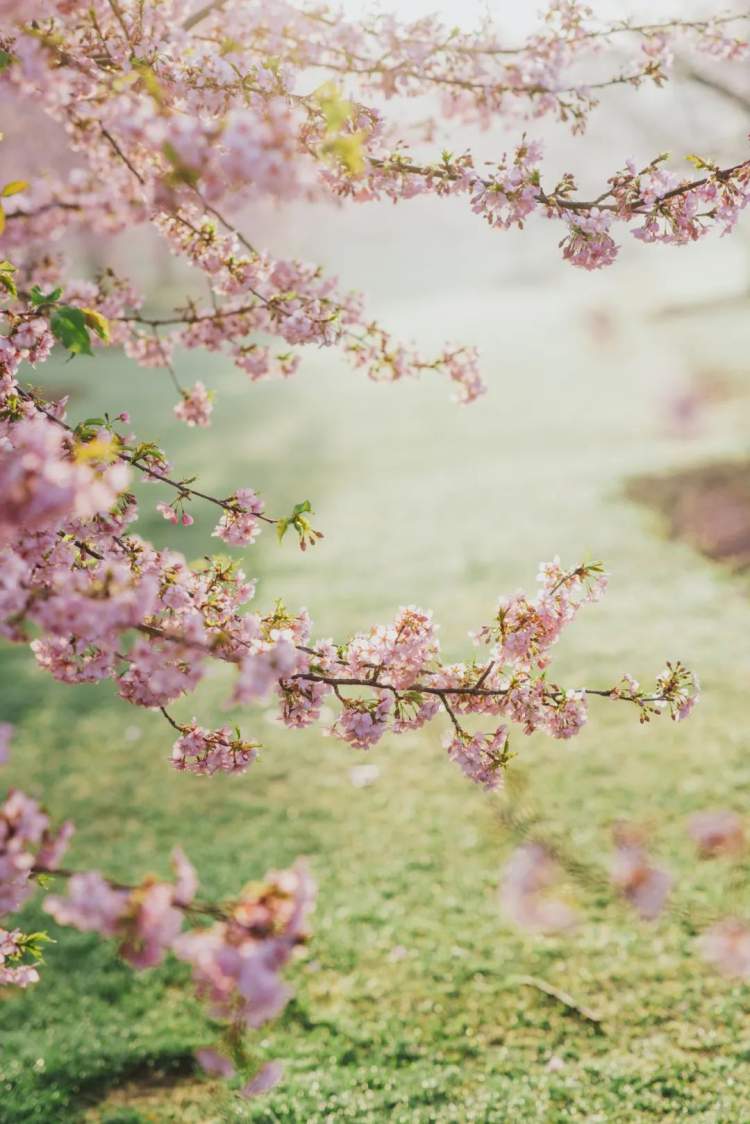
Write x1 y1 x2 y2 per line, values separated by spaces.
513 975 604 1028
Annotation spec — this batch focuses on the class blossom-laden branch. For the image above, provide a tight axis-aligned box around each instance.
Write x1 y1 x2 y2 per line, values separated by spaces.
3 300 323 546
0 1 747 423
1 349 699 793
330 146 750 273
0 736 313 1098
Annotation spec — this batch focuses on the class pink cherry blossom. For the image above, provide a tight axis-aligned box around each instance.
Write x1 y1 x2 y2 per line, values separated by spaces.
44 872 129 936
610 826 671 921
213 489 265 547
688 810 745 858
699 919 750 978
240 1061 285 1098
195 1048 236 1078
500 843 576 933
445 727 508 791
0 928 40 988
0 724 12 766
174 382 214 428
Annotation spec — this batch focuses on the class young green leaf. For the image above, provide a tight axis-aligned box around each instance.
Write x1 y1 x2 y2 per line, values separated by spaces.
82 307 111 342
1 180 28 198
30 284 62 307
51 305 94 356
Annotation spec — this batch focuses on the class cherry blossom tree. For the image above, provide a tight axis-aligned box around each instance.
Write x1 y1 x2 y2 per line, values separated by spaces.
1 0 748 1092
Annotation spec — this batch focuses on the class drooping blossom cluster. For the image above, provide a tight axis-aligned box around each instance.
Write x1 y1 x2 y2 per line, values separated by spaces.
174 381 214 428
0 772 73 921
0 726 314 1090
41 849 314 1092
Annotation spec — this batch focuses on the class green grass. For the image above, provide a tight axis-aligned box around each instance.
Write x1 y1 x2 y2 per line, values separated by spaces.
3 272 750 1123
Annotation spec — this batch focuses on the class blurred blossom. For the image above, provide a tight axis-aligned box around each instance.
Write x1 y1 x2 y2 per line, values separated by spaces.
500 842 576 933
610 824 671 921
699 919 750 979
688 809 745 858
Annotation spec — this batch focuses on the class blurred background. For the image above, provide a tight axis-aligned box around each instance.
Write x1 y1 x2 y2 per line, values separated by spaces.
4 2 750 1121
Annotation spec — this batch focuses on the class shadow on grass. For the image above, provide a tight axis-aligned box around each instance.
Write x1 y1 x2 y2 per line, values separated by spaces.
71 1050 198 1121
627 458 750 570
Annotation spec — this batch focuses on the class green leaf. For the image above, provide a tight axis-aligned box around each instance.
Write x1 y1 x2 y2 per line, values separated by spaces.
30 284 62 307
51 305 93 356
291 500 312 517
0 263 16 298
0 49 13 73
276 518 289 542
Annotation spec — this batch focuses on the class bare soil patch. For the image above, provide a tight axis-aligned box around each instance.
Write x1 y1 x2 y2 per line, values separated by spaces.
627 459 750 569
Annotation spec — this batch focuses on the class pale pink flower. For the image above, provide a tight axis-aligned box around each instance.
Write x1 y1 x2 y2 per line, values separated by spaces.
500 843 576 932
44 871 129 937
171 847 198 906
195 1047 235 1078
0 723 12 766
444 727 508 791
688 810 745 858
699 919 750 979
212 489 265 547
174 382 214 428
240 1061 284 1098
610 827 671 921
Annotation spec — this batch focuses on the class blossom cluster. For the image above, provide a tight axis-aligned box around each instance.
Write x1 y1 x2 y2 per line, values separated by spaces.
0 743 73 987
43 852 314 1087
0 724 313 1093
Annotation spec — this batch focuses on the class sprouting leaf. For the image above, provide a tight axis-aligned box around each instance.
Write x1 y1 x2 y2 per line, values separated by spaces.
51 305 93 356
74 435 118 464
81 307 111 343
0 259 16 298
132 59 165 106
162 141 200 187
276 517 289 542
313 81 353 133
291 500 312 517
326 133 365 175
30 284 62 307
0 49 13 73
1 180 28 198
17 930 55 963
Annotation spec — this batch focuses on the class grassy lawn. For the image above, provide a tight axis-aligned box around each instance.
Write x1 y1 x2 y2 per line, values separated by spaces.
3 249 750 1122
